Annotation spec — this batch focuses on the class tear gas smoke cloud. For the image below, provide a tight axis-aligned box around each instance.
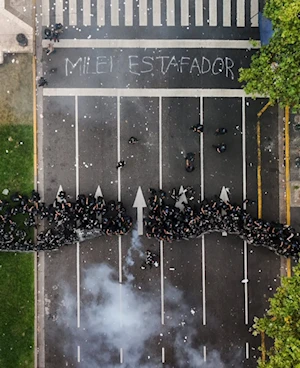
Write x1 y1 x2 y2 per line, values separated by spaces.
56 234 240 368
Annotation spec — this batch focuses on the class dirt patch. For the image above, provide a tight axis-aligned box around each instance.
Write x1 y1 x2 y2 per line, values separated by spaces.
0 53 33 125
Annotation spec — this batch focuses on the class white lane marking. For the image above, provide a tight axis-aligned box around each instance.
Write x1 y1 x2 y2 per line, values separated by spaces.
251 0 259 27
200 96 204 201
159 96 162 189
42 0 50 26
245 342 249 359
77 345 80 362
42 38 260 48
200 97 206 327
44 89 263 98
195 0 203 26
242 96 249 325
117 95 121 201
55 0 64 25
76 242 80 328
162 347 165 363
69 0 77 26
237 0 245 27
75 95 80 329
223 0 231 26
111 0 119 26
202 236 206 325
139 0 148 26
153 0 162 26
97 0 105 26
120 347 123 363
209 0 217 26
203 345 207 361
160 240 165 325
181 0 189 26
166 0 175 26
125 0 133 26
83 0 91 26
119 237 122 283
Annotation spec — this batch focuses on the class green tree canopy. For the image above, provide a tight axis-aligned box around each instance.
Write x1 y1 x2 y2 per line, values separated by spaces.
239 0 300 109
253 263 300 368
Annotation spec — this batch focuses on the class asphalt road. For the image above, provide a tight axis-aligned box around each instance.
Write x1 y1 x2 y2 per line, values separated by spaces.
38 0 281 367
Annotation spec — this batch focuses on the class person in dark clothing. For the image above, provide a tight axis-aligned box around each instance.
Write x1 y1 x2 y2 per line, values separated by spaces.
116 160 126 169
38 77 48 87
128 137 139 144
190 124 204 134
213 143 226 153
214 128 228 135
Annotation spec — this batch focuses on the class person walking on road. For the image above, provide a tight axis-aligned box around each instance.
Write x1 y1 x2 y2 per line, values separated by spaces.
46 42 55 55
128 137 139 144
38 77 48 87
213 143 226 153
214 128 228 135
190 124 204 134
116 160 126 169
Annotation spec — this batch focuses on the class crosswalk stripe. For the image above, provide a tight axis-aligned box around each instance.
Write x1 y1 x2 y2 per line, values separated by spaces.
69 0 77 26
223 0 231 27
139 0 148 26
181 0 189 27
166 0 175 26
209 0 217 26
195 0 203 26
55 0 64 25
251 0 259 27
153 0 162 26
97 0 105 26
83 0 91 26
41 0 259 28
111 0 119 26
237 0 245 27
125 0 133 26
42 0 50 26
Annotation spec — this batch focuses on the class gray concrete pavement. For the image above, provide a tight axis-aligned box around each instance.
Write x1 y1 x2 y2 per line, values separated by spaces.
36 0 282 367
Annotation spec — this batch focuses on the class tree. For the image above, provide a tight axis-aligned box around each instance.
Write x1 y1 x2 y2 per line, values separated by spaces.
239 0 300 109
253 263 300 368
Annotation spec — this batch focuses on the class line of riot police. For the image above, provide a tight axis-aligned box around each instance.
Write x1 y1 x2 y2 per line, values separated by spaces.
144 188 300 261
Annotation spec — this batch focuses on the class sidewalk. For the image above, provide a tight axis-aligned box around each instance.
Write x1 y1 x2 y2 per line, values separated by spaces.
289 110 300 231
0 0 33 64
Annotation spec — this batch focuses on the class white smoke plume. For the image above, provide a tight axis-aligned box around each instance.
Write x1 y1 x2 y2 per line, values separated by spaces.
55 238 242 367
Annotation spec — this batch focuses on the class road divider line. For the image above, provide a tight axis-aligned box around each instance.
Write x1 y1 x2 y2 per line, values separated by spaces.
202 236 206 325
242 96 249 325
44 88 263 98
120 347 123 363
285 106 292 278
203 345 207 361
41 38 261 49
245 342 249 359
251 0 259 27
257 119 262 219
75 95 81 329
162 347 165 363
77 345 80 362
159 96 162 189
160 240 165 325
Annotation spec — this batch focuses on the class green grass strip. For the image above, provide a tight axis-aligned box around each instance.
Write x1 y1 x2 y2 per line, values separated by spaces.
0 124 34 368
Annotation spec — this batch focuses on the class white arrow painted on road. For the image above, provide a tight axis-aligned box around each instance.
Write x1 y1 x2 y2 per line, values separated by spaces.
54 185 64 206
94 185 105 203
175 185 188 212
220 186 230 203
220 186 231 237
133 186 147 235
